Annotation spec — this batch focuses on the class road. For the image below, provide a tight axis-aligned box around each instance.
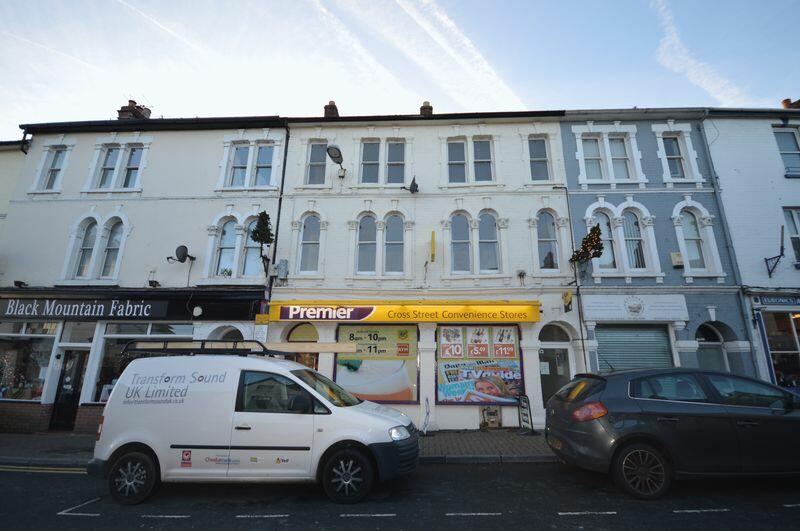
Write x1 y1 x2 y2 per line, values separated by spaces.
1 462 799 529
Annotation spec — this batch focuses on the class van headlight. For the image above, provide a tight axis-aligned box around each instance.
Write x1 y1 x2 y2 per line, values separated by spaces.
389 425 410 441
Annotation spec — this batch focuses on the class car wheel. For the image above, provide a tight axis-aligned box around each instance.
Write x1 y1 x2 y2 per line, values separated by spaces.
612 443 672 500
322 448 374 504
108 452 159 505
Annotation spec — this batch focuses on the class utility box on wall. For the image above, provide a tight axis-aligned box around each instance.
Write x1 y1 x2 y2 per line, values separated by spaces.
480 406 502 429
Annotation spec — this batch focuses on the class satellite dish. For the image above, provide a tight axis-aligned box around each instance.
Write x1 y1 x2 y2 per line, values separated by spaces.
168 245 195 264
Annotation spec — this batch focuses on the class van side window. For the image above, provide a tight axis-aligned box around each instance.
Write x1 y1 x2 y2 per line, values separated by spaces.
632 374 707 402
237 371 311 414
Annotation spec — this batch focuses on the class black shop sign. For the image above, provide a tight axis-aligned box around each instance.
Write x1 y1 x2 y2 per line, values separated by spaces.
0 298 168 321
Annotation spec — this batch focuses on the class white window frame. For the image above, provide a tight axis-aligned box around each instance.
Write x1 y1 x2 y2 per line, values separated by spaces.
356 214 378 275
199 210 271 284
121 145 144 189
652 121 704 188
227 144 250 188
671 197 726 283
214 218 238 278
386 140 406 185
30 138 77 194
784 208 800 263
298 214 322 274
472 138 494 183
447 139 467 184
477 212 500 273
359 140 381 185
59 212 131 284
241 218 263 278
383 214 405 275
306 141 328 186
609 135 632 181
586 196 664 283
217 130 283 191
572 122 646 189
528 136 551 182
440 131 502 188
99 220 124 279
774 127 800 178
621 210 647 271
83 134 151 193
449 212 473 274
96 145 121 189
533 210 560 272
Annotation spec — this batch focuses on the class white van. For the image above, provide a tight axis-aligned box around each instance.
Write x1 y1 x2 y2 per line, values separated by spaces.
88 351 419 504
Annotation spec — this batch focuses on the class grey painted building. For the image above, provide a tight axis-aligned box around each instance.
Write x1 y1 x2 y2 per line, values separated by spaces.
559 109 755 377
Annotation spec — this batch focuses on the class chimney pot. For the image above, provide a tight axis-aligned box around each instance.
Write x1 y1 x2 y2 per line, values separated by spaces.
782 98 792 109
420 100 433 117
324 100 339 118
117 99 151 120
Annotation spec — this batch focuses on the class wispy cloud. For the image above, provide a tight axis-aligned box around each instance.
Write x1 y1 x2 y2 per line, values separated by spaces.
115 0 203 52
652 0 767 107
0 30 98 70
332 0 525 111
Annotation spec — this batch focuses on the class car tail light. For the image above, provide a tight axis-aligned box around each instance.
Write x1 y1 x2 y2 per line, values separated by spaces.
572 402 608 422
96 415 104 441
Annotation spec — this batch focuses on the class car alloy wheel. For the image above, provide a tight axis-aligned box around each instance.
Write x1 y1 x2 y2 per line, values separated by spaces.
330 458 364 496
322 448 374 504
114 459 148 497
614 443 671 500
108 452 159 505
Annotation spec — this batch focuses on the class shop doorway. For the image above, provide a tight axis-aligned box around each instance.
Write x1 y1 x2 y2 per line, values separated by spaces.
287 323 318 370
50 349 89 430
538 324 572 403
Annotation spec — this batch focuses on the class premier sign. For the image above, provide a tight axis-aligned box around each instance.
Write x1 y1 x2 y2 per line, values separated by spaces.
280 306 376 321
0 298 169 321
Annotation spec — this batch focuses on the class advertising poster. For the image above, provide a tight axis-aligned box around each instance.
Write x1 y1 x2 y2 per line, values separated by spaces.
437 326 522 404
335 325 418 403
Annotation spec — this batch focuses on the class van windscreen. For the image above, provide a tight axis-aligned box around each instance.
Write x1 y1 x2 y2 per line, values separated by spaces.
292 369 361 407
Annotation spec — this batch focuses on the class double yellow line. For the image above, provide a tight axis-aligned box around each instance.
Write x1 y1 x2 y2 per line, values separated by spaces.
0 464 86 475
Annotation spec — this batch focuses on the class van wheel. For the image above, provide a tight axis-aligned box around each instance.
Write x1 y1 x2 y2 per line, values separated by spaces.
612 443 671 500
322 449 374 504
108 452 159 505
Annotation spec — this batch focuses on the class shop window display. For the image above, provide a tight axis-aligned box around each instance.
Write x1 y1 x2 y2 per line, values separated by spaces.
762 312 800 392
0 322 57 400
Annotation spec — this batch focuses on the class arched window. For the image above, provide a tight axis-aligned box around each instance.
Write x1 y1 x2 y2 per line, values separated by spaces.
357 215 377 273
622 210 646 269
478 213 499 272
595 212 616 269
696 323 727 371
680 210 706 269
242 219 261 277
539 324 570 342
215 219 236 276
100 221 123 278
537 211 559 270
450 213 471 273
384 215 404 274
299 215 320 273
75 221 97 278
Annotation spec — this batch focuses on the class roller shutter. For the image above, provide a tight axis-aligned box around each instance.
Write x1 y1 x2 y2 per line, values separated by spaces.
595 325 673 373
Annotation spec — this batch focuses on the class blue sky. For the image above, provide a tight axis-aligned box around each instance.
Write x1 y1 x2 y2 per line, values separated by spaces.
0 0 797 139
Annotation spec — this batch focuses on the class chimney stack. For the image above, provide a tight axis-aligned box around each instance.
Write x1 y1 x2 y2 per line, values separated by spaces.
420 100 433 117
782 98 800 109
324 100 339 118
117 99 151 120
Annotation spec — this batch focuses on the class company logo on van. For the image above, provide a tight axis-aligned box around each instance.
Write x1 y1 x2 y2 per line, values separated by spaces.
121 371 228 406
280 305 375 321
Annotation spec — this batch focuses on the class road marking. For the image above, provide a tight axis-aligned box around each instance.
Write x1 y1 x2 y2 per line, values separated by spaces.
783 504 800 508
141 515 191 519
0 465 85 475
673 509 730 514
236 514 291 518
558 511 617 516
57 497 102 517
340 513 397 517
445 512 502 516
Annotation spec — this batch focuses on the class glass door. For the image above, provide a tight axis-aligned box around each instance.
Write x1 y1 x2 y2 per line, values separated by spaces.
50 350 89 430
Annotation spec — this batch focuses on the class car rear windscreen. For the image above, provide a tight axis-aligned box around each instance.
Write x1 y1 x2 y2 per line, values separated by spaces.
553 377 605 403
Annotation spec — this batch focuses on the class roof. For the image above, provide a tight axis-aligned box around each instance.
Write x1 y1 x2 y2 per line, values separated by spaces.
17 106 800 135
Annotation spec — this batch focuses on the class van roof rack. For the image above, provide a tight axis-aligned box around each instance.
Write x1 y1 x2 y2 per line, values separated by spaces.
120 340 358 359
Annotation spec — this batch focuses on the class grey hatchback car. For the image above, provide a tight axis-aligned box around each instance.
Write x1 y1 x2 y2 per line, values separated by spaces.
545 368 800 499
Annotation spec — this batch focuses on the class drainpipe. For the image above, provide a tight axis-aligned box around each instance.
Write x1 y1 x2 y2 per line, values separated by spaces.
698 112 763 379
265 122 290 303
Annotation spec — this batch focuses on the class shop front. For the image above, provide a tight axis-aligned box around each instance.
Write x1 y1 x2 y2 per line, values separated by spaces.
753 294 800 394
265 300 548 430
0 289 262 433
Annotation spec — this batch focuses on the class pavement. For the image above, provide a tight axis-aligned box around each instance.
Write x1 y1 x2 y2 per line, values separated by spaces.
3 461 800 529
0 428 555 468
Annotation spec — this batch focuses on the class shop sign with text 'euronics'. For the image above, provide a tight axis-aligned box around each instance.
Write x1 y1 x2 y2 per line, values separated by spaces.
269 301 540 323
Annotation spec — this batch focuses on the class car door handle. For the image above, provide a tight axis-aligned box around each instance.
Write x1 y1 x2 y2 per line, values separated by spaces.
234 425 251 431
736 420 760 427
657 417 679 423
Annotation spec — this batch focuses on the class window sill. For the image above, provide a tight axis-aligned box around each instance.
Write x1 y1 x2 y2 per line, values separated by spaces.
578 178 648 189
295 184 333 191
215 186 279 193
195 277 265 286
81 188 143 194
55 279 119 287
663 178 705 189
441 274 513 280
439 182 505 190
349 183 406 189
682 271 727 284
591 271 666 284
347 274 409 281
27 190 61 195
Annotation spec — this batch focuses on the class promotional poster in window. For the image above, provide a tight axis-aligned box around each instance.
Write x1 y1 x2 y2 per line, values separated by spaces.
437 326 523 404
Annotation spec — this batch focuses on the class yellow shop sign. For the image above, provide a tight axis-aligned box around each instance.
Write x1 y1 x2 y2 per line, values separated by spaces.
268 300 540 323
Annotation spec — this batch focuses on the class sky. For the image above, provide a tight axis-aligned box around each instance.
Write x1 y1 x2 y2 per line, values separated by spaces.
0 0 798 139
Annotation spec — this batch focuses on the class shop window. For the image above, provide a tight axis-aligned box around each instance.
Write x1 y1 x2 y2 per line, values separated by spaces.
536 211 559 270
287 323 319 370
335 325 418 403
357 215 377 274
94 322 193 402
0 322 57 400
61 322 96 344
450 213 472 274
299 215 320 273
384 215 404 274
437 325 522 404
762 312 800 391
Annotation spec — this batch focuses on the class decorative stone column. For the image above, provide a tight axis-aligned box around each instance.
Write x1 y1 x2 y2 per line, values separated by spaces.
417 323 438 432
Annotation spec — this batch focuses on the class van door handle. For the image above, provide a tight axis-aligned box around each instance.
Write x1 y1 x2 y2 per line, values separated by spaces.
235 425 251 431
657 417 679 423
736 420 759 427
